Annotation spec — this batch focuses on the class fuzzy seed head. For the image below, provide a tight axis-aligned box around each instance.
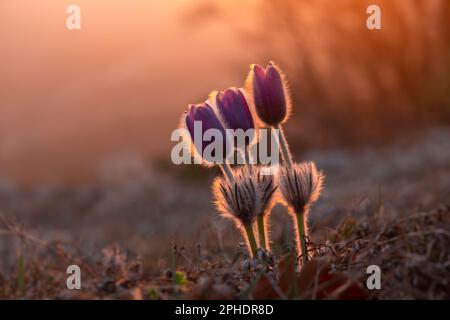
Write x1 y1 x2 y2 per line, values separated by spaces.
277 162 324 214
212 167 261 226
253 166 278 217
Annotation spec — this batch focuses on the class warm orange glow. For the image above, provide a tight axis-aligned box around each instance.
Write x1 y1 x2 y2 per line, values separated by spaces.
1 0 449 183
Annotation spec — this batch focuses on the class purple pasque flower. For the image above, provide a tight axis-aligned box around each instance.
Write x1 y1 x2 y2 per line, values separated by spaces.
250 62 289 126
216 88 254 133
184 102 228 163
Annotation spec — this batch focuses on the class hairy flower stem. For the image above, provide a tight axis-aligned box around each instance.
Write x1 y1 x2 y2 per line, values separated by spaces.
295 211 308 265
274 124 293 170
244 223 258 258
220 163 235 185
244 147 252 166
239 147 254 173
257 216 267 250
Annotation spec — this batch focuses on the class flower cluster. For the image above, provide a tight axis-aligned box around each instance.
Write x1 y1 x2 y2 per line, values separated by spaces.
180 62 324 264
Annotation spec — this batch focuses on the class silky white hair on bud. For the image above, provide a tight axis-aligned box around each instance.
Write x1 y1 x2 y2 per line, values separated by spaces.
212 167 264 255
244 61 293 127
212 167 261 226
277 161 324 234
252 166 278 251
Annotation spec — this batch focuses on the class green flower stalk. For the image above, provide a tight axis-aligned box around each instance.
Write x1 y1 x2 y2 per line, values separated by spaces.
274 124 293 170
256 215 266 250
244 223 258 258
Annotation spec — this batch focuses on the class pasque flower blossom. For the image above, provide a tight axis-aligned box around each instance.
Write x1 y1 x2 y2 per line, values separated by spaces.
215 88 254 134
184 102 229 165
180 61 326 266
214 88 256 166
248 62 290 127
246 62 293 170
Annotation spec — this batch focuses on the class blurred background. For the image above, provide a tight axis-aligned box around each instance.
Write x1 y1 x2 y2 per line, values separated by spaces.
1 0 449 183
0 0 449 265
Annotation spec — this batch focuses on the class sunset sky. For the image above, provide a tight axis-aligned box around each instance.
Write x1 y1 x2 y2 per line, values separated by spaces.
0 1 262 183
1 0 448 184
